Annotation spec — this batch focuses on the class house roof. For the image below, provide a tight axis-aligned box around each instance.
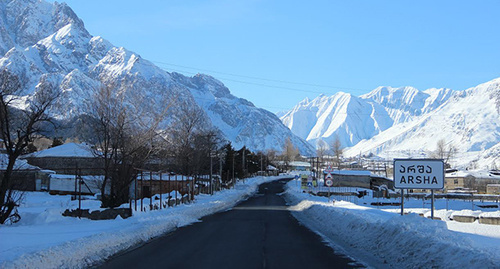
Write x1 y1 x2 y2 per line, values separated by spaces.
326 170 372 176
290 161 311 167
445 170 500 179
0 154 40 170
267 165 277 170
27 143 95 158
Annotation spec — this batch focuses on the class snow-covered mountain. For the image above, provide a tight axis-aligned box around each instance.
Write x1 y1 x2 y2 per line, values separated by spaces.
360 86 455 124
280 79 500 169
0 0 314 155
280 93 394 148
345 78 500 169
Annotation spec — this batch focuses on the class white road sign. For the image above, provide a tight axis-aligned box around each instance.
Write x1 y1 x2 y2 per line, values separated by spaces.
394 159 444 189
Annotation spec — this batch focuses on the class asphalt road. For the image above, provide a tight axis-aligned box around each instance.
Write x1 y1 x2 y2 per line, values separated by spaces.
99 178 358 269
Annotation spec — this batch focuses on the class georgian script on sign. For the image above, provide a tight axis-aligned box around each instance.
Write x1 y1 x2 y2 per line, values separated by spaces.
398 165 438 185
394 159 444 189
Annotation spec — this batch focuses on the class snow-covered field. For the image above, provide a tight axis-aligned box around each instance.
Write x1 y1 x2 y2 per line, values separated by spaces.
0 176 287 268
285 179 500 268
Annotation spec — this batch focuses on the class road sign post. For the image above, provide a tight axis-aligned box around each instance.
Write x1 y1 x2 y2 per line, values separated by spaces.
394 159 444 217
324 166 334 202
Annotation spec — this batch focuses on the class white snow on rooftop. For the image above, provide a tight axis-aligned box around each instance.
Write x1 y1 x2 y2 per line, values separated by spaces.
326 170 372 176
0 154 39 170
290 161 311 167
28 143 95 158
446 170 500 179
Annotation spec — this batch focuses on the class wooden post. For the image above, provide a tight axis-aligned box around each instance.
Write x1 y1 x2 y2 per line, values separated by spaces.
168 174 171 207
134 172 137 212
159 172 162 209
149 171 153 210
78 170 82 218
140 171 143 212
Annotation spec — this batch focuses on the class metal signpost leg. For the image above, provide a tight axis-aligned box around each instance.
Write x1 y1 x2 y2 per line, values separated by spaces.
400 189 404 216
431 189 435 219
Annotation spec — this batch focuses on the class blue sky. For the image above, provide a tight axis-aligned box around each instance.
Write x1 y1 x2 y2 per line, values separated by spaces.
56 0 500 113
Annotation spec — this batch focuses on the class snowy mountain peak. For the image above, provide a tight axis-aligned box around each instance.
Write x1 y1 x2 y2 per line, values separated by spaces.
281 91 393 149
0 0 315 156
0 0 85 54
280 76 499 169
360 85 455 123
191 73 233 99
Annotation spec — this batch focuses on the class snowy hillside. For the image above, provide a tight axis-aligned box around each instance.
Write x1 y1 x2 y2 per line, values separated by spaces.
345 78 500 169
280 79 499 169
280 93 394 148
0 0 314 155
360 86 455 124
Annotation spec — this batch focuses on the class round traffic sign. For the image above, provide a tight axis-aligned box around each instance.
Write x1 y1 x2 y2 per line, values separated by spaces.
325 179 333 187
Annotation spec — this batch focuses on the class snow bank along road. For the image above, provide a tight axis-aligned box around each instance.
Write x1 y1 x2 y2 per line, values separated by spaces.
99 178 360 268
0 176 287 268
285 181 500 268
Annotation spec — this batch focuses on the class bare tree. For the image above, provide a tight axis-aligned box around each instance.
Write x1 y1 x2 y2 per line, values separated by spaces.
0 70 58 224
316 139 328 168
190 129 225 176
85 85 171 208
282 137 299 171
266 149 277 166
331 135 343 169
166 105 209 176
433 138 456 168
435 139 447 160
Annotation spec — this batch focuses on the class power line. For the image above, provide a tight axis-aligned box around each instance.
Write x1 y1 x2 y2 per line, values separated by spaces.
152 62 493 107
150 60 366 93
162 66 337 95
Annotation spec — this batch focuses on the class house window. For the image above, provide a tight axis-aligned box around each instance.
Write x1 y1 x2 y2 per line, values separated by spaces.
454 179 458 185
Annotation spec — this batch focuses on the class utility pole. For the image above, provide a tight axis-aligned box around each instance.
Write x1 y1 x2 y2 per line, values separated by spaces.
219 154 223 190
206 133 216 194
260 153 263 176
210 152 213 195
232 153 235 187
242 149 245 180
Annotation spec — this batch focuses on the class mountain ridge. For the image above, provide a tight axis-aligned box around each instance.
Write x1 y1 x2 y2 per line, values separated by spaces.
0 0 315 155
280 78 500 169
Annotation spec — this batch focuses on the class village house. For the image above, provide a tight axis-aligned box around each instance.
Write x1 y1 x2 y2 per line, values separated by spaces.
0 153 42 191
20 143 105 194
445 170 500 194
22 142 104 175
